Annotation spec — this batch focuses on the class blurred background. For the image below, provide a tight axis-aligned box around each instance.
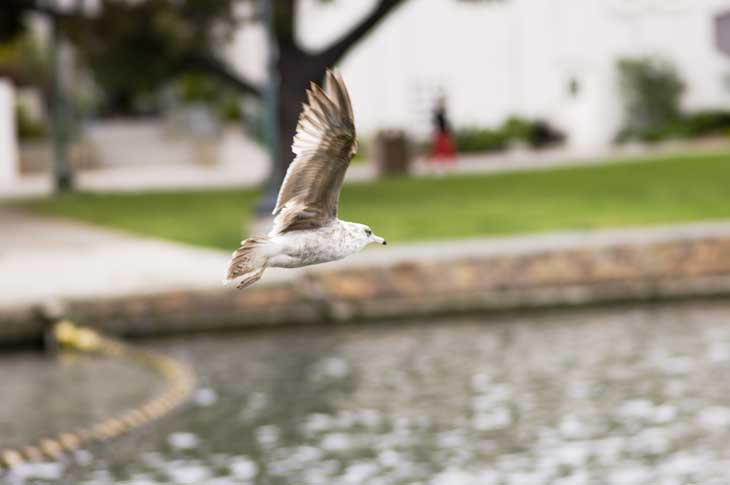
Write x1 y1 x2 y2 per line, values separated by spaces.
3 0 730 483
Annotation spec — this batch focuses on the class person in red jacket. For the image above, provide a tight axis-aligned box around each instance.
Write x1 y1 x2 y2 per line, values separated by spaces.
429 95 457 173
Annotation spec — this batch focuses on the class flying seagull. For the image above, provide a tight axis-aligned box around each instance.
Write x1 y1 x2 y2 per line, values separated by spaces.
224 69 387 290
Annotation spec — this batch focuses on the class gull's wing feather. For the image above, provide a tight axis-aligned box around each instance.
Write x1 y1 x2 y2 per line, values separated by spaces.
271 69 356 234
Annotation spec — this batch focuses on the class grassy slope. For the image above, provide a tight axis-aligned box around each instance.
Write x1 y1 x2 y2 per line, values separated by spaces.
17 151 730 250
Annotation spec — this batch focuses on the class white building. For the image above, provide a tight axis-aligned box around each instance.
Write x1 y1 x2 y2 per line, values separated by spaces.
230 0 730 153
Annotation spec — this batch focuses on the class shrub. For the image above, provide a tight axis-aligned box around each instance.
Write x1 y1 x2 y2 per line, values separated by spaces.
616 57 685 136
616 110 730 144
681 110 730 137
15 104 47 141
528 119 566 148
454 127 509 153
453 118 565 153
501 116 533 141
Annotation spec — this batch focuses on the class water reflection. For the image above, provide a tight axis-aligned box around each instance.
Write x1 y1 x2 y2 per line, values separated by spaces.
4 301 730 484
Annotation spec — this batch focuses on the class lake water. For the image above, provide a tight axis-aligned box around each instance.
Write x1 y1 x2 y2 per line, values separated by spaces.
3 301 730 484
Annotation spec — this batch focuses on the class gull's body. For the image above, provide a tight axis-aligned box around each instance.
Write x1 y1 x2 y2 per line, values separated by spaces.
225 70 386 289
264 220 378 268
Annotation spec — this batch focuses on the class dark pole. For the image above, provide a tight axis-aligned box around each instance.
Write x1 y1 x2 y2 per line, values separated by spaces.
48 0 74 193
255 0 280 218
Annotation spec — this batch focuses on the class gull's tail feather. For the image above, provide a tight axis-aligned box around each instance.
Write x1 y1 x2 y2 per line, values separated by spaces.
224 237 269 290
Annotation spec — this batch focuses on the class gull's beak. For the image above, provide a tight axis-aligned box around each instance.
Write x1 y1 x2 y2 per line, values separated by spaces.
372 235 387 246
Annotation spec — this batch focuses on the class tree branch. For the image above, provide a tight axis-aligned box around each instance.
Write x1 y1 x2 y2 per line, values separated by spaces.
184 54 263 98
315 0 408 67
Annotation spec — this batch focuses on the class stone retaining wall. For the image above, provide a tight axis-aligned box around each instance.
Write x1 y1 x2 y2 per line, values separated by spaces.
2 235 730 344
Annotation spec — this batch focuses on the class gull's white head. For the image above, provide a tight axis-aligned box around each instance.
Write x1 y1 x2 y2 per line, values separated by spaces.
347 222 387 249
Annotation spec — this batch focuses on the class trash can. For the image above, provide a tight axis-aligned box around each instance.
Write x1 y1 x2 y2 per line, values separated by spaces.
373 130 412 177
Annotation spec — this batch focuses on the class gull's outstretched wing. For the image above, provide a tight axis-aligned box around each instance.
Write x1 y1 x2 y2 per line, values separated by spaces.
270 69 357 235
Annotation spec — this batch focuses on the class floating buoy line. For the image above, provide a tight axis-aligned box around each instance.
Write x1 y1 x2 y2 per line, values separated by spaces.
0 320 196 472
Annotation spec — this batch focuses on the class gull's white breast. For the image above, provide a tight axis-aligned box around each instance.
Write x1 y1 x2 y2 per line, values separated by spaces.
268 220 359 268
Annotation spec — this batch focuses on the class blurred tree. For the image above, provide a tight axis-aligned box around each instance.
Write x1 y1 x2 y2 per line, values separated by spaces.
62 1 245 115
259 0 410 214
2 0 74 192
617 57 685 133
60 0 412 214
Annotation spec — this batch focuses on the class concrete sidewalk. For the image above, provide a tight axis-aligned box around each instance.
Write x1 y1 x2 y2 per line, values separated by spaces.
0 208 230 308
3 206 730 310
4 138 728 199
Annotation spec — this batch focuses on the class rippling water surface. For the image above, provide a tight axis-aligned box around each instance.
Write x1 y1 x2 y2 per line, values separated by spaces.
4 301 730 484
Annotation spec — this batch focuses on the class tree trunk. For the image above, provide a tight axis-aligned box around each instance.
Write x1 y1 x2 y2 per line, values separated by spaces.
254 0 408 218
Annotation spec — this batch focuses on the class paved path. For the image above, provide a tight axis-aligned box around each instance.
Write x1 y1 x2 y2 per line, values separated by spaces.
4 139 728 199
3 206 730 309
0 209 229 308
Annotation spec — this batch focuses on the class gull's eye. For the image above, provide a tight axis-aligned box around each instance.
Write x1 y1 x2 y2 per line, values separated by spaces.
364 228 372 236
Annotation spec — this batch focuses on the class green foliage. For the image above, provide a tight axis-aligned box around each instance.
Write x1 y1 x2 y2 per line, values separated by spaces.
616 110 730 143
176 74 221 103
20 151 730 248
528 120 566 148
617 57 685 137
454 117 564 153
219 97 243 123
454 127 508 153
176 73 242 122
64 0 240 115
0 33 48 86
15 104 48 141
679 110 730 137
501 116 533 141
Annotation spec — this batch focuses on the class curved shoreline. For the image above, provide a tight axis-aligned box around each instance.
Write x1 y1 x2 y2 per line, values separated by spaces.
3 221 730 344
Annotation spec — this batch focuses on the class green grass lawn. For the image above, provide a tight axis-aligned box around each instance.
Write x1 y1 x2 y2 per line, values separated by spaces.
17 151 730 251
